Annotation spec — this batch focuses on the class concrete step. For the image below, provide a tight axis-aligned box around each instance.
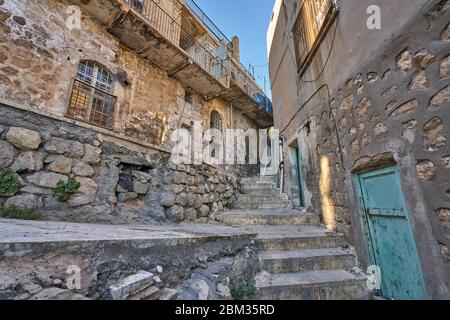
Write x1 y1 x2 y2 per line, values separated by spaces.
256 234 346 251
237 194 289 203
240 181 278 188
223 211 319 226
234 201 293 210
260 248 355 273
255 270 368 300
241 176 276 184
235 193 291 210
240 188 281 195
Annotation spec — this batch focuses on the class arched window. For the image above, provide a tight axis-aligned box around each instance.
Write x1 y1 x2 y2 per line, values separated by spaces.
210 110 222 131
67 60 117 128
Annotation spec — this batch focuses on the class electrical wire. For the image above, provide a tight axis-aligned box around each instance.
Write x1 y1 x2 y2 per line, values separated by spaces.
279 8 344 168
300 13 340 83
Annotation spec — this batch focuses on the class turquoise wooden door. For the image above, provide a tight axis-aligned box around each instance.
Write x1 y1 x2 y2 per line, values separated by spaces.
356 166 427 300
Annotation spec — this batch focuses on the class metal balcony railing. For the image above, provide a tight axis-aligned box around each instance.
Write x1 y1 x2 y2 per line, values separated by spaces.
183 0 231 44
125 0 272 116
124 0 228 87
229 59 273 115
181 0 272 115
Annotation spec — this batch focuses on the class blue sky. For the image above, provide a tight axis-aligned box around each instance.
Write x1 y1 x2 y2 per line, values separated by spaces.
194 0 275 96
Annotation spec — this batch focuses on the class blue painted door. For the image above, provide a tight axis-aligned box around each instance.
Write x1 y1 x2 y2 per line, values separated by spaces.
356 166 427 300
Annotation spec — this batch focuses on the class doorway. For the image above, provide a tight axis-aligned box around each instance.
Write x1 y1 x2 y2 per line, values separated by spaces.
288 144 305 207
355 165 427 300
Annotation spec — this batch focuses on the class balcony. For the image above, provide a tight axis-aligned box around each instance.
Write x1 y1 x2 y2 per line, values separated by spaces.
70 0 229 98
219 59 273 128
184 0 273 127
70 0 273 127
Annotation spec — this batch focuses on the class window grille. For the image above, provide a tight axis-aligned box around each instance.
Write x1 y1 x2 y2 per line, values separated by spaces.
293 0 338 75
67 61 117 128
210 110 223 131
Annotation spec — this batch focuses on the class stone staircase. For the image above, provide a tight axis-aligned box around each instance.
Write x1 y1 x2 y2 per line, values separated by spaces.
225 176 369 300
235 176 293 210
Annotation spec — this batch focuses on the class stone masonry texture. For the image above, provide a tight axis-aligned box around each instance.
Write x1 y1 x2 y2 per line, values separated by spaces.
270 0 450 299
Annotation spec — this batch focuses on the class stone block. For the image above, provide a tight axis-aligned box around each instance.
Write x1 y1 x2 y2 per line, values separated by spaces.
68 177 98 207
72 160 94 177
397 49 412 73
133 180 149 194
109 271 155 300
166 205 184 222
21 185 53 195
10 151 44 173
27 172 68 188
160 192 176 207
0 140 17 168
439 55 450 79
5 194 39 209
82 144 102 164
416 160 436 181
48 155 73 174
132 170 152 182
44 138 72 155
6 127 41 150
118 192 138 202
198 205 210 218
69 141 85 159
184 208 197 221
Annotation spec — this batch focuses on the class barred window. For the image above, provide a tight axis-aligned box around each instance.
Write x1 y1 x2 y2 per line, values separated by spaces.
67 61 117 128
210 110 222 131
293 0 338 75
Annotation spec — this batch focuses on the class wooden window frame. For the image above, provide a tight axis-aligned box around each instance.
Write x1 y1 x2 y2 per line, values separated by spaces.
66 61 117 129
293 0 339 76
210 110 223 132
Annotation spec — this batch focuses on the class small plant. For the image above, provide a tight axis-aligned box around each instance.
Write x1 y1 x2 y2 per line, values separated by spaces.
230 282 256 300
207 202 214 210
225 202 234 210
1 205 41 220
0 169 21 196
53 178 81 201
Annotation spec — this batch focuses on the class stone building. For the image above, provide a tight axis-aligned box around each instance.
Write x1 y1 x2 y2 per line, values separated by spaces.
268 0 450 299
0 0 273 224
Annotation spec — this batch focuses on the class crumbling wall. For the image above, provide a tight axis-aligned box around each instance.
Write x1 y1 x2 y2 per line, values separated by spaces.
0 234 258 300
0 0 262 152
281 0 449 298
0 103 239 224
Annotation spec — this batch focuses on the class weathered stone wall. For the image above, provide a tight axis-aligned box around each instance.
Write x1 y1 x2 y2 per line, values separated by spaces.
0 103 239 224
277 1 450 298
160 163 239 223
0 0 262 151
323 0 449 260
0 230 258 300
